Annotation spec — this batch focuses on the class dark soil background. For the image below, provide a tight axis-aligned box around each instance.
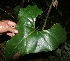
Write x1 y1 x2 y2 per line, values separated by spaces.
0 0 70 61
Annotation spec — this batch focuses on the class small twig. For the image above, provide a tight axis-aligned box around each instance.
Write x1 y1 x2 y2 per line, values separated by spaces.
0 8 15 19
42 0 58 30
42 2 53 30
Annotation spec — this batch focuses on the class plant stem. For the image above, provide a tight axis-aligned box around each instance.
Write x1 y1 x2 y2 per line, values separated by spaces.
42 2 53 30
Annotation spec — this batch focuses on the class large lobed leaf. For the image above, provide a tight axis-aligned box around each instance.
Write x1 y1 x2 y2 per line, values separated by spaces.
4 5 67 61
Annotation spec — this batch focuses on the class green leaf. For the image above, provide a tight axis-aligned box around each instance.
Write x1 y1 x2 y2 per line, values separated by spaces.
4 5 66 61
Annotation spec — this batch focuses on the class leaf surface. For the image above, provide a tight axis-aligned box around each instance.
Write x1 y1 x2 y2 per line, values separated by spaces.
4 5 66 61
